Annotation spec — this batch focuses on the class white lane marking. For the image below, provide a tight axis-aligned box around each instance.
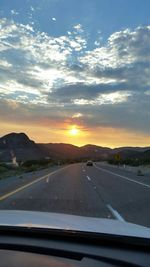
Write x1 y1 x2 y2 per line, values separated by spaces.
0 165 70 201
107 204 125 222
46 177 49 183
94 164 150 189
82 165 85 172
87 176 91 181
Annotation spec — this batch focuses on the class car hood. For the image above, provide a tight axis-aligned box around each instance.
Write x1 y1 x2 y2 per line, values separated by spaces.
0 210 150 238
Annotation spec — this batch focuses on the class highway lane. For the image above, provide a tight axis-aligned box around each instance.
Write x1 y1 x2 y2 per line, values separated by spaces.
0 166 61 197
0 164 112 219
0 163 150 227
85 163 150 227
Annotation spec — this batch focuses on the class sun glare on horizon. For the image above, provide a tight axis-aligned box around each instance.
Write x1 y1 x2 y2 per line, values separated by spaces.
69 126 80 136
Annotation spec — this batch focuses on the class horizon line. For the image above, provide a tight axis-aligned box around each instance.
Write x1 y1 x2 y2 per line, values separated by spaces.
1 131 150 150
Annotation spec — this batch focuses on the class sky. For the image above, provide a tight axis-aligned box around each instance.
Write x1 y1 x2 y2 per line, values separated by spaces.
0 0 150 147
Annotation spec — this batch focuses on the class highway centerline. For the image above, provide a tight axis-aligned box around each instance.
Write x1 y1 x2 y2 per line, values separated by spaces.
0 165 70 201
94 164 150 189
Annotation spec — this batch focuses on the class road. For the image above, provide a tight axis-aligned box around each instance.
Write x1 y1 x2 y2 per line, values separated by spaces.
0 162 150 227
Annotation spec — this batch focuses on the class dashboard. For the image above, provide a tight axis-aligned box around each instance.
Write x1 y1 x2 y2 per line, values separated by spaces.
0 226 150 267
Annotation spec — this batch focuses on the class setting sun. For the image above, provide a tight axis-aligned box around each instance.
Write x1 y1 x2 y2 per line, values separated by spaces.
69 126 79 136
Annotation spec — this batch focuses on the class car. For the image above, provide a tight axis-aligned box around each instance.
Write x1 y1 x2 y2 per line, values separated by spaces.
86 160 93 166
1 211 150 267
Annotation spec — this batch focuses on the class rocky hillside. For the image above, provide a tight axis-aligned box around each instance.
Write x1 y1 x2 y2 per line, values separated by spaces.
0 132 149 162
0 133 44 161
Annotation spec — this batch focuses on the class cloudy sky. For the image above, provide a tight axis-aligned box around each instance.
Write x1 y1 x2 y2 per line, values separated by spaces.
0 0 150 147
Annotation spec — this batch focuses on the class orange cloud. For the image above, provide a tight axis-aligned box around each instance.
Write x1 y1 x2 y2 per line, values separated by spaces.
0 121 150 148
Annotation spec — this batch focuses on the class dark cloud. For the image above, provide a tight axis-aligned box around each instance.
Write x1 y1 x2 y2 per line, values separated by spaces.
0 19 150 137
48 82 128 104
0 90 150 135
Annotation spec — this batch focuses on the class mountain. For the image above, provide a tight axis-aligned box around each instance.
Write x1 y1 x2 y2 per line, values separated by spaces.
108 149 150 165
38 143 81 159
110 147 150 160
109 149 141 160
39 143 111 160
0 132 149 162
80 144 111 159
113 146 150 153
130 149 150 161
0 133 44 161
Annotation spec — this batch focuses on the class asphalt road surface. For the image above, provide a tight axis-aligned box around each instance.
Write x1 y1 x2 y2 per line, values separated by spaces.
0 163 150 228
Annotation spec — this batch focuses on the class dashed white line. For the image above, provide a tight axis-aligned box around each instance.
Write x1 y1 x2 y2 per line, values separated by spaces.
46 177 49 183
0 165 70 201
82 164 86 170
94 164 150 189
84 165 125 221
107 204 125 222
87 176 91 181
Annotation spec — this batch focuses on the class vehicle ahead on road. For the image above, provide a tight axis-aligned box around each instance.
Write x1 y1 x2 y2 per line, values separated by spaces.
86 160 93 166
0 210 150 267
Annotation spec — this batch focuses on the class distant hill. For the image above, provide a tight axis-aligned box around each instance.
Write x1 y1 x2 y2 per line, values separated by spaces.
113 146 150 153
39 143 111 160
0 133 44 161
38 143 82 159
109 149 139 160
80 144 111 159
0 132 149 162
131 149 150 161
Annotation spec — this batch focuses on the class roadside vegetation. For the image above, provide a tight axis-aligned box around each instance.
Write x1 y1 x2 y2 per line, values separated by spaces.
0 158 89 179
0 159 57 179
1 156 149 180
0 157 99 179
0 163 22 179
107 158 150 166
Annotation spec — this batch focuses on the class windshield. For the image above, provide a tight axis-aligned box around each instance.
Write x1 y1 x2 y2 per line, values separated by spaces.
0 0 150 234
